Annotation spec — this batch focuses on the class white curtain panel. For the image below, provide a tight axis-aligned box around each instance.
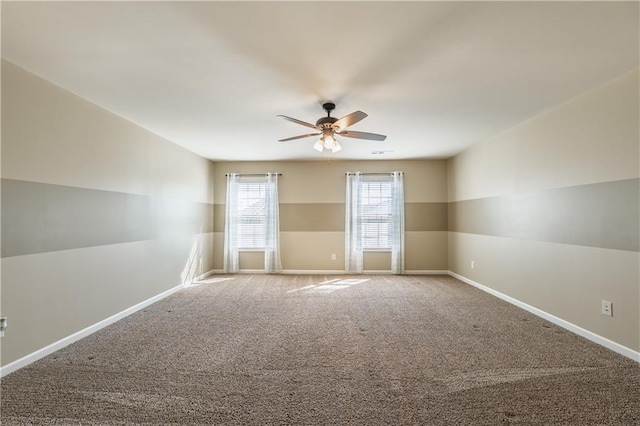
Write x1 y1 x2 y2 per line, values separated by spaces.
345 172 364 273
391 171 405 274
264 172 282 273
223 173 240 273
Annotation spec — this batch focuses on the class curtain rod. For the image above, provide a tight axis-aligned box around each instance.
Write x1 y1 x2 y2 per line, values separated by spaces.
225 173 282 177
345 172 404 175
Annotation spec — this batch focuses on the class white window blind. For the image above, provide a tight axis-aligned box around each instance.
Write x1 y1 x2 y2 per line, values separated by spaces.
237 182 266 249
360 180 393 249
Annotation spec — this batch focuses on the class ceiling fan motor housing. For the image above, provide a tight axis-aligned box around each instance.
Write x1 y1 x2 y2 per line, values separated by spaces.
316 116 338 128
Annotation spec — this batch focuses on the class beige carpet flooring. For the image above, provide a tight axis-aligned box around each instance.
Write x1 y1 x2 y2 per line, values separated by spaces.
1 274 638 425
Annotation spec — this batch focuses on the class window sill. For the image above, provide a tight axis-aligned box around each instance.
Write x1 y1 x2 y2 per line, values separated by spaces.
363 249 391 253
238 248 265 252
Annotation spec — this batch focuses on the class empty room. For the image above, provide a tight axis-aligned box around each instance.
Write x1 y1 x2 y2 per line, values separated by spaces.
1 1 638 424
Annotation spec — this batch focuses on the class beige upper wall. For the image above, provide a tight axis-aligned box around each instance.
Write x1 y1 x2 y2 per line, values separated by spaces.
2 60 214 204
213 160 447 204
448 69 639 202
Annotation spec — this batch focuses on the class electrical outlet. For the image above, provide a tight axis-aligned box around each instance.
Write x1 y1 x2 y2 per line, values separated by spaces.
601 300 613 317
471 260 475 269
331 253 337 261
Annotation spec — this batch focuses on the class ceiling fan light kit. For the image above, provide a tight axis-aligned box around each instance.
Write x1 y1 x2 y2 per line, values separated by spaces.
278 102 386 154
313 131 342 153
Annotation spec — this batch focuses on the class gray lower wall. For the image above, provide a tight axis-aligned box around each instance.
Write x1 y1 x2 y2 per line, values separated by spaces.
449 178 639 252
215 202 448 233
2 179 214 258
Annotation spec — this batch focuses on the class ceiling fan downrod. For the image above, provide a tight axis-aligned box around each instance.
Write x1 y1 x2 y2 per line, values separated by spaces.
322 102 336 117
317 102 338 128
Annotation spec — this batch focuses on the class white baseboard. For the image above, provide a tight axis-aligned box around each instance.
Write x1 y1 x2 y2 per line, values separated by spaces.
360 270 448 275
195 270 216 281
405 270 449 275
207 269 281 274
0 282 186 378
209 269 449 275
186 269 217 285
448 271 640 363
210 269 354 275
202 269 348 275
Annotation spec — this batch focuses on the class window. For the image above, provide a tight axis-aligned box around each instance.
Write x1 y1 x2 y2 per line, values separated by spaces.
236 182 266 249
223 173 282 274
345 171 404 274
360 180 393 250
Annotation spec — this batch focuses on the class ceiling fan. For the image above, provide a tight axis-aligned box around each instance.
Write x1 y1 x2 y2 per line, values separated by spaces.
278 102 387 153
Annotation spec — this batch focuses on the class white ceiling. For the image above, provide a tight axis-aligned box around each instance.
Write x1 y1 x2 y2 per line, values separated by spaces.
2 1 638 161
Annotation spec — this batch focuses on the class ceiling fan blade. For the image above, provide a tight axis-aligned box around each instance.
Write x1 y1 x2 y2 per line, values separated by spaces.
333 111 367 130
338 130 387 141
279 133 321 142
277 115 319 130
